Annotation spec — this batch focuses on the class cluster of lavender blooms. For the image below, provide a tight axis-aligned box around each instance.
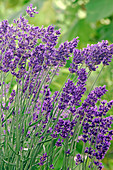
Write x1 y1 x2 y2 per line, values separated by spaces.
0 4 113 170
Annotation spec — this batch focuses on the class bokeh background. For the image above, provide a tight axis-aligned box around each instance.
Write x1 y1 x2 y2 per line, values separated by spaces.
1 0 113 169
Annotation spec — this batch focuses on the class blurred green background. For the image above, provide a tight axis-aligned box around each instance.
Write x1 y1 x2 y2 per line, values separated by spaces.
1 0 113 169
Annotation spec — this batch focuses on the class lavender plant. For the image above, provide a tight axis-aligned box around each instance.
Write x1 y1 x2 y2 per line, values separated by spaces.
0 4 113 170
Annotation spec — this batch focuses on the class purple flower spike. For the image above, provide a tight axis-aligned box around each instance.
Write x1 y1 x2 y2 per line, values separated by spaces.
75 154 83 165
50 164 54 169
38 153 47 166
26 4 39 17
55 139 64 147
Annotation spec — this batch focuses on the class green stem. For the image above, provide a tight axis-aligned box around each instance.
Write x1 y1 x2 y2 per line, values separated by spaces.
89 65 104 93
63 137 68 170
15 84 20 170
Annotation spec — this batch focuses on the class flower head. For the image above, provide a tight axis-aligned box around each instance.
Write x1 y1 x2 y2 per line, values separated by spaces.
26 4 39 17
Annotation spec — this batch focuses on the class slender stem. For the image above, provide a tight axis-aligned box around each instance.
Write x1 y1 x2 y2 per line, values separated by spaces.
89 66 104 93
15 84 20 170
63 137 68 170
82 142 85 170
0 72 3 166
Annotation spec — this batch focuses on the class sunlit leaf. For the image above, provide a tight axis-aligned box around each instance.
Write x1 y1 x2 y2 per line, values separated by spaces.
60 19 95 48
86 0 113 22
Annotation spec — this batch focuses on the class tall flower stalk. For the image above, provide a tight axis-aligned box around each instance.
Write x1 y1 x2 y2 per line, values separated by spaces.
0 4 113 170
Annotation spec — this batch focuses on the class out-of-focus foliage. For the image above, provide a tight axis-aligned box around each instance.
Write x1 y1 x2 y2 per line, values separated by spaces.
1 0 113 45
86 0 113 22
1 0 113 169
